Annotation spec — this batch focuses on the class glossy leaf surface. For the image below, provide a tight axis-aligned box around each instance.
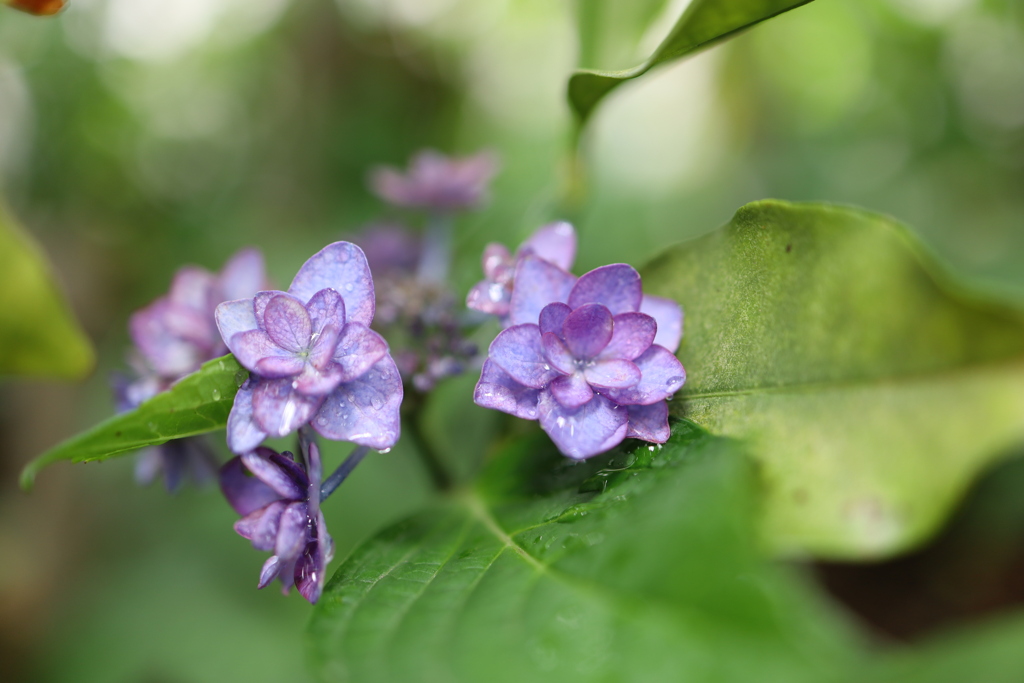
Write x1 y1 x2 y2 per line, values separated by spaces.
0 204 94 379
309 421 861 682
641 201 1024 558
568 0 815 123
20 355 243 490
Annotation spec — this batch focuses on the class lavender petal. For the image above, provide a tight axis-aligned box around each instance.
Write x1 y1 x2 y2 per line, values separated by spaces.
473 359 540 420
568 264 642 315
540 332 576 375
219 455 280 516
292 360 346 396
215 298 259 346
275 501 309 563
230 329 302 377
235 500 286 552
168 266 217 311
538 302 572 338
251 379 325 438
626 402 671 443
640 294 683 353
306 287 346 337
519 221 576 271
549 373 594 409
489 324 560 389
226 382 270 455
288 242 375 327
258 555 283 589
537 391 629 460
219 248 268 303
313 356 403 449
508 255 577 327
583 358 642 389
481 243 513 280
605 345 686 405
602 312 657 361
466 280 511 317
562 303 613 360
130 301 203 376
333 323 388 382
263 295 313 353
134 448 162 487
241 450 304 500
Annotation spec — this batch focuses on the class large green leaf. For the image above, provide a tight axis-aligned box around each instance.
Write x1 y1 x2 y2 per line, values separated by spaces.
20 355 243 490
568 0 815 124
309 421 862 682
0 203 94 379
640 200 1024 559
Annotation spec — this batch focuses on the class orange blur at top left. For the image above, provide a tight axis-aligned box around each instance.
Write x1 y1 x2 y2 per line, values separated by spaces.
7 0 66 15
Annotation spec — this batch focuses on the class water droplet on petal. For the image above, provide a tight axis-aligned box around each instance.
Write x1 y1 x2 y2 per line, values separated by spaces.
377 447 391 454
345 283 355 292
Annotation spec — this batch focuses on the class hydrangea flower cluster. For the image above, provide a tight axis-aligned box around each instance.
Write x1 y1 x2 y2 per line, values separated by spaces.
219 439 333 603
216 242 403 453
118 248 268 491
472 237 685 459
370 149 498 212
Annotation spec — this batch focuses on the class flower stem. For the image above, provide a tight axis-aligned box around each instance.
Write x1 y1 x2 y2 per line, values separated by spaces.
320 445 370 502
417 213 453 286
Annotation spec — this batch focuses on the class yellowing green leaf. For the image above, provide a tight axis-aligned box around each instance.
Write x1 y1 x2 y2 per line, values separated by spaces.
0 203 94 380
641 200 1024 559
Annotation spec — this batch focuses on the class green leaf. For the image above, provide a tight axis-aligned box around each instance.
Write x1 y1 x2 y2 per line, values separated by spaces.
568 0 816 124
20 354 244 490
640 200 1024 559
0 203 94 380
575 0 669 72
309 421 862 682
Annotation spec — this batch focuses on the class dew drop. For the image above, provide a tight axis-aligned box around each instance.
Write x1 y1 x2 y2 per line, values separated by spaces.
370 396 384 410
211 388 221 401
345 283 355 292
667 376 684 386
377 447 392 454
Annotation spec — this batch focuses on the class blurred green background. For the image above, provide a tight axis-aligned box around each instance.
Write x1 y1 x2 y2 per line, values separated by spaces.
0 0 1022 680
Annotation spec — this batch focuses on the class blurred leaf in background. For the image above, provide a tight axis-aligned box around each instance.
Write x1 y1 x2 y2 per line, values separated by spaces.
0 203 93 379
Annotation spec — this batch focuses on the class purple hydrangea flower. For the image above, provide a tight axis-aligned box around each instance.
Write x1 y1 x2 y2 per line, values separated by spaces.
466 221 577 323
370 149 499 212
216 242 403 453
219 442 333 604
134 438 218 493
130 248 268 378
474 260 685 459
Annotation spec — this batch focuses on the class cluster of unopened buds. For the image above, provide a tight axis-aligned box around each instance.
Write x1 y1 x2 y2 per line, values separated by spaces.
116 150 685 604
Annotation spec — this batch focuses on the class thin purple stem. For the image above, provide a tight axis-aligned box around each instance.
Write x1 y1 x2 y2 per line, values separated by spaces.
320 445 370 502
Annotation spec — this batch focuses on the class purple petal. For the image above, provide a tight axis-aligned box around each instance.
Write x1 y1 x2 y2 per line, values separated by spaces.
482 243 513 281
306 288 346 337
275 501 309 562
295 541 327 604
313 357 403 449
277 556 298 594
538 302 572 338
640 295 683 353
540 332 576 375
537 391 628 460
466 280 511 317
219 455 279 516
333 323 388 382
583 358 641 389
509 256 577 327
605 345 686 405
241 450 304 500
473 359 539 420
292 360 346 396
219 248 268 303
549 373 594 409
251 379 325 438
626 402 670 443
253 290 293 328
258 555 283 589
562 303 613 360
305 442 322 517
602 313 657 361
168 266 216 311
226 382 269 455
162 304 216 348
489 324 560 389
134 448 162 487
264 295 312 353
288 242 375 327
130 301 203 376
308 323 342 371
235 500 286 551
231 329 302 377
216 298 259 348
568 264 642 315
519 221 576 271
